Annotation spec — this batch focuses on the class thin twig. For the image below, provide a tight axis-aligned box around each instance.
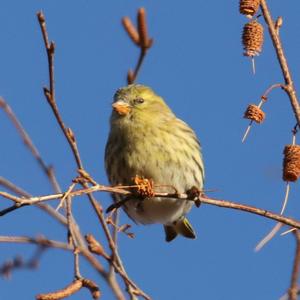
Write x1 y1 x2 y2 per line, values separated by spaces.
127 49 147 84
255 222 283 252
0 98 60 193
43 87 83 169
55 182 76 212
0 235 150 300
108 209 119 281
107 209 139 300
86 196 142 298
0 176 85 249
0 177 65 225
65 194 82 279
282 228 297 236
37 11 55 98
0 176 30 197
122 8 153 84
242 99 265 143
0 235 112 296
242 83 284 143
37 12 83 168
261 83 285 99
288 231 300 300
254 181 291 252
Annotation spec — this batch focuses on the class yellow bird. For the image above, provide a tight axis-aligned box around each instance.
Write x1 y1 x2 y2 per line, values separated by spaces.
105 84 204 242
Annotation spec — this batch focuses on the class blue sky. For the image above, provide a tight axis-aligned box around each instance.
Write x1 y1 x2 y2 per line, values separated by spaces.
1 1 300 299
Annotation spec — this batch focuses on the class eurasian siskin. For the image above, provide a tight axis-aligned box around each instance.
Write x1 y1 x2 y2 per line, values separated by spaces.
105 84 204 242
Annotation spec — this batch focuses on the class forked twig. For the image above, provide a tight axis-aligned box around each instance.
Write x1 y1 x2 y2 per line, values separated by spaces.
122 8 153 84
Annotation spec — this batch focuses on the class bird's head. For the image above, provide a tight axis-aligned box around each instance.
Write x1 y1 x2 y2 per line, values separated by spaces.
111 84 173 123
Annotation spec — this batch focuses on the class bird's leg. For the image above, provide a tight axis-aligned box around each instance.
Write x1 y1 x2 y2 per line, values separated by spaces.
132 175 155 213
106 176 155 213
106 196 131 213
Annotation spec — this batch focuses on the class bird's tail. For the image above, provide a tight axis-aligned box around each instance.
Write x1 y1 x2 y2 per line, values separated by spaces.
164 217 196 242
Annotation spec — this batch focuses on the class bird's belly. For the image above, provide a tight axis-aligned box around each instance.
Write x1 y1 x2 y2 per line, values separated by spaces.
124 197 193 225
110 138 203 225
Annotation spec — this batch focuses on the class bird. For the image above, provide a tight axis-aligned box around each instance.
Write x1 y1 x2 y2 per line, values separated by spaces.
105 84 204 242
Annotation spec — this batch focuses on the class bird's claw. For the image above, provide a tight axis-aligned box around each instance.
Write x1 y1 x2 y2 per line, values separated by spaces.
186 186 202 208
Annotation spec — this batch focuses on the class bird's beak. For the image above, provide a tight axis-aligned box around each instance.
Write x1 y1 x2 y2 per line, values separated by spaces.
112 100 131 116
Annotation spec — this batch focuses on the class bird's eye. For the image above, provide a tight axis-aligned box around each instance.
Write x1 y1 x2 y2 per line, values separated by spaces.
134 98 144 104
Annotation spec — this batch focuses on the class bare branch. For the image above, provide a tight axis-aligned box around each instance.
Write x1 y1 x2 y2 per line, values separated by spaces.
260 0 300 125
288 231 300 300
2 184 300 231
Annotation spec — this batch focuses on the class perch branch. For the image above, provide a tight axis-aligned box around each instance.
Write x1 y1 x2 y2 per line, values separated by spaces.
2 185 300 230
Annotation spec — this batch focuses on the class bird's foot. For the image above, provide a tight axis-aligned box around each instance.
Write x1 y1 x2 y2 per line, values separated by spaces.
106 197 130 213
186 186 202 208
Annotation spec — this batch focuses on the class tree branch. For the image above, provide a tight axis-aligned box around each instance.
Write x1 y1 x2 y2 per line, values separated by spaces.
260 0 300 125
1 185 300 230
